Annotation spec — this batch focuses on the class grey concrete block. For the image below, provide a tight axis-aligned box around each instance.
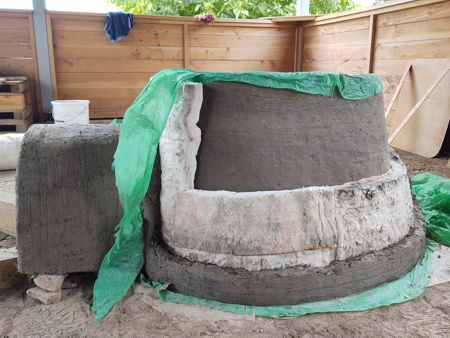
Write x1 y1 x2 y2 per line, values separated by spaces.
16 124 122 274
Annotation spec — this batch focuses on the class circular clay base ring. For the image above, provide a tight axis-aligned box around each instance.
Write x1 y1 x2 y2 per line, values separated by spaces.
145 201 426 306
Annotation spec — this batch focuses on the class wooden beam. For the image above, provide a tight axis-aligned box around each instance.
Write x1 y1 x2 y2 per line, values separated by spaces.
183 24 189 69
388 65 449 144
298 25 305 71
294 26 299 71
27 13 43 121
384 62 411 119
46 11 288 27
46 13 58 101
367 14 376 73
264 16 316 22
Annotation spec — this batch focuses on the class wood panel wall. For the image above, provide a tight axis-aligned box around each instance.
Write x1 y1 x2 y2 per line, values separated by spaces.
48 12 297 119
301 0 450 109
2 0 444 120
0 10 42 121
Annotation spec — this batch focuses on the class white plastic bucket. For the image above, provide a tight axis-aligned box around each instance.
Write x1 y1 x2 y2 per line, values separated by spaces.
0 133 24 170
51 100 89 124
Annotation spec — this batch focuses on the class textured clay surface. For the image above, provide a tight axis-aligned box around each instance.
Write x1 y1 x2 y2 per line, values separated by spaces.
16 124 122 274
195 82 389 192
146 200 426 306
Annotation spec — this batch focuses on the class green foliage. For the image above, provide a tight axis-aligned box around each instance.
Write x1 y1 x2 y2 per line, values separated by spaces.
373 0 391 4
309 0 360 14
108 0 362 18
107 0 296 19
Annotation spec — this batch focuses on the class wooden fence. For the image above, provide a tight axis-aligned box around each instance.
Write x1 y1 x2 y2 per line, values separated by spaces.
301 0 450 110
0 10 41 119
0 0 448 120
47 13 300 119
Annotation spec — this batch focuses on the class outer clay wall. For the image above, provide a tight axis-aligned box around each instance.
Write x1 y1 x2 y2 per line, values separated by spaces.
195 82 389 191
16 124 122 274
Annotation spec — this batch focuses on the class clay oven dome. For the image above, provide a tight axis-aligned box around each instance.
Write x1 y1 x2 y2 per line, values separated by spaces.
145 76 425 306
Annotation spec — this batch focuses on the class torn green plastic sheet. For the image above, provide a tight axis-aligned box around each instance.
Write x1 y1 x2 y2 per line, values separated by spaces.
411 173 450 246
91 69 383 321
141 239 434 317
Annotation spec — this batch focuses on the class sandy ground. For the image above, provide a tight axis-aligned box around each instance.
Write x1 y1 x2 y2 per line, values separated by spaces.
0 278 449 337
0 149 449 337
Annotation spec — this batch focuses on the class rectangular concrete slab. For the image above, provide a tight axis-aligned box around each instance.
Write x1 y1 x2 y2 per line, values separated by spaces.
16 124 122 274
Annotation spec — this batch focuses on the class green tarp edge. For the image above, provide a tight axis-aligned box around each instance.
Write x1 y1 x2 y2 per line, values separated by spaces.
91 69 383 321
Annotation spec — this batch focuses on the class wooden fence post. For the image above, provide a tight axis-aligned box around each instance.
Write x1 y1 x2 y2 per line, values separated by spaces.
367 14 376 73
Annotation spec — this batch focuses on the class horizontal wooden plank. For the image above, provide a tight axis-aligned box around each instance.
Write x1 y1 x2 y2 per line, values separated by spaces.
188 25 295 37
51 18 183 34
56 73 153 89
0 58 35 76
0 17 29 30
307 0 445 25
52 30 183 47
372 59 411 77
189 46 294 61
54 45 183 60
303 29 368 48
0 92 28 110
268 16 316 22
48 11 281 26
0 29 31 44
0 43 32 58
189 60 293 72
189 34 294 48
377 1 450 27
375 17 450 44
58 87 142 100
88 98 134 113
303 44 368 61
90 111 125 119
374 38 450 60
303 17 369 38
55 58 183 73
302 60 367 73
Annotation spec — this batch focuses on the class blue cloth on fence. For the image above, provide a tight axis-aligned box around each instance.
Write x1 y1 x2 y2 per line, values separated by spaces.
104 12 133 43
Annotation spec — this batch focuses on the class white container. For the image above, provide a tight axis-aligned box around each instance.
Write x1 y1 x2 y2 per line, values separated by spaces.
51 100 89 124
0 133 24 170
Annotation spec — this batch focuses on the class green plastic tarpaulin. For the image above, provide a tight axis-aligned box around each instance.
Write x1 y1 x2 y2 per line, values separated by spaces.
411 173 450 246
94 68 442 321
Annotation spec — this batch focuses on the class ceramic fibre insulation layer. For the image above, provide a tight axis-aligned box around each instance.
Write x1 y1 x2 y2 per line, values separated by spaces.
159 83 414 271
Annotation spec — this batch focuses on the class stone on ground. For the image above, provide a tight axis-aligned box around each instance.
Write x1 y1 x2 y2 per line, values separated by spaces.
26 287 61 304
34 274 66 292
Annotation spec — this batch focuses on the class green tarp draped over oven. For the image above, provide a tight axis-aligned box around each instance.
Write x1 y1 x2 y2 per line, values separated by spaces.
91 69 447 321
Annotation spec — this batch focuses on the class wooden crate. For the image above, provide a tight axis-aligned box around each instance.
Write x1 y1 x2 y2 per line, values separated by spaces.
0 76 30 93
0 105 33 132
0 77 32 111
0 77 33 132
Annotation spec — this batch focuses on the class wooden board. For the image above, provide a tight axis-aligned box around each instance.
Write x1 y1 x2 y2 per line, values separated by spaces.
385 58 450 158
0 91 31 110
0 76 29 92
